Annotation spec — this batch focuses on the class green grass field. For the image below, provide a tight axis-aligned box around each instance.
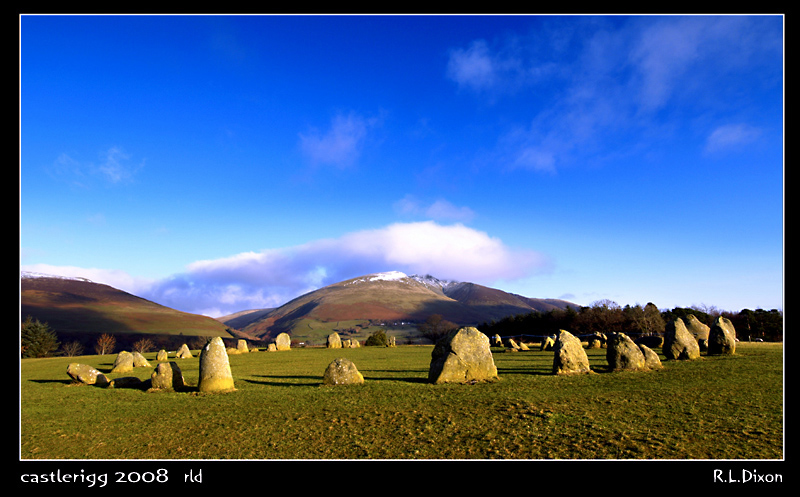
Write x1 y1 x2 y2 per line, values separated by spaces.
20 342 783 460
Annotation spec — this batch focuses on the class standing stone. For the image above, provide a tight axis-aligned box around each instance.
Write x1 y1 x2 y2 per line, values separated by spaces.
275 333 291 351
506 338 521 350
151 361 185 390
540 336 555 351
197 336 235 393
322 358 365 386
708 316 737 356
67 363 109 387
492 334 503 347
606 333 647 372
327 332 342 349
349 339 360 348
428 327 498 384
587 332 607 349
663 318 701 360
236 339 249 354
176 343 193 359
267 343 277 352
552 330 593 375
639 344 663 370
156 349 168 361
132 351 151 367
111 351 135 374
685 314 711 351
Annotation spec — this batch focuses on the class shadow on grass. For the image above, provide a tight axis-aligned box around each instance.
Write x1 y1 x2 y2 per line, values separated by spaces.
244 374 322 387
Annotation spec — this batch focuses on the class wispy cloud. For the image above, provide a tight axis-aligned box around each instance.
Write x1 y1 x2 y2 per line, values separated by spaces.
298 112 378 168
448 16 781 174
394 195 475 223
705 123 762 154
46 146 143 186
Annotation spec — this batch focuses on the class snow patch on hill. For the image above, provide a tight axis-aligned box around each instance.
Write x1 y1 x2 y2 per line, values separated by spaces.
21 271 93 283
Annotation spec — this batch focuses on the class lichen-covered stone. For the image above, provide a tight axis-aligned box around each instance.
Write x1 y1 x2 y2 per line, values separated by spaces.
67 363 109 387
708 316 737 356
428 327 498 384
150 361 185 390
237 339 249 354
176 343 193 359
111 351 135 374
540 336 555 351
275 333 291 351
685 314 711 351
639 344 663 370
606 333 647 371
663 318 700 360
132 351 151 367
322 358 364 385
327 332 342 349
156 349 168 361
552 330 593 375
198 336 235 393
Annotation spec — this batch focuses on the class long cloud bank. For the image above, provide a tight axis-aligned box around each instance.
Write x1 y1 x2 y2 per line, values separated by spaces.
24 221 551 318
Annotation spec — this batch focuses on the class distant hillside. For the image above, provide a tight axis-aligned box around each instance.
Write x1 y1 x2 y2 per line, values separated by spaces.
239 271 578 341
216 308 275 330
20 272 234 339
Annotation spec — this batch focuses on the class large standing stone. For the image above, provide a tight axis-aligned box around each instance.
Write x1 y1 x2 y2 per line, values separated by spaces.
197 336 235 393
236 339 249 354
176 343 193 359
552 330 593 375
151 361 185 390
708 316 737 356
428 327 498 384
663 318 701 360
606 333 647 372
639 344 663 370
132 351 151 368
275 333 291 351
322 358 364 386
327 332 342 349
492 334 503 347
685 314 711 351
540 336 555 351
156 349 168 361
111 351 135 374
67 363 109 387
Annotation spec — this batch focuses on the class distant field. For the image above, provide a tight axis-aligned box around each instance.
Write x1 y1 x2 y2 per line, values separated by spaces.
20 342 783 460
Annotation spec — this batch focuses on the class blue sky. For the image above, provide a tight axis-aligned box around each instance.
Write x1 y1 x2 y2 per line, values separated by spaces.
20 14 784 317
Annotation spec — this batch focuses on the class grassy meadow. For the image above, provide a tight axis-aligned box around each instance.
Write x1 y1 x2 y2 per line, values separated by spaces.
20 341 783 460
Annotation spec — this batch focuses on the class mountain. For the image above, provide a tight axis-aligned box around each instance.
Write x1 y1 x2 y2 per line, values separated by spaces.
237 271 577 340
20 272 234 339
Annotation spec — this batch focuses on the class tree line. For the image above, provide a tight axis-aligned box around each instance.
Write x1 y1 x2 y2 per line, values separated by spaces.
477 300 783 342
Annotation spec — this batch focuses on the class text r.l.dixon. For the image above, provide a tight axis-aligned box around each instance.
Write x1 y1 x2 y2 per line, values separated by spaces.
714 469 783 483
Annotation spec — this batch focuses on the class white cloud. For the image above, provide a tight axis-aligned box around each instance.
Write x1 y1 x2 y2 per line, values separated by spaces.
705 123 762 154
42 221 549 317
446 40 498 91
298 112 375 167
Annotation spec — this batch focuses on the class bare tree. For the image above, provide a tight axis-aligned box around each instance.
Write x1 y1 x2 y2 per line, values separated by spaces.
132 337 155 353
94 333 116 355
61 341 85 357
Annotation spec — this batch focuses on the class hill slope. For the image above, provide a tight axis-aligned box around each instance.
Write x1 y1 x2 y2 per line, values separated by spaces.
21 272 234 338
240 271 577 340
